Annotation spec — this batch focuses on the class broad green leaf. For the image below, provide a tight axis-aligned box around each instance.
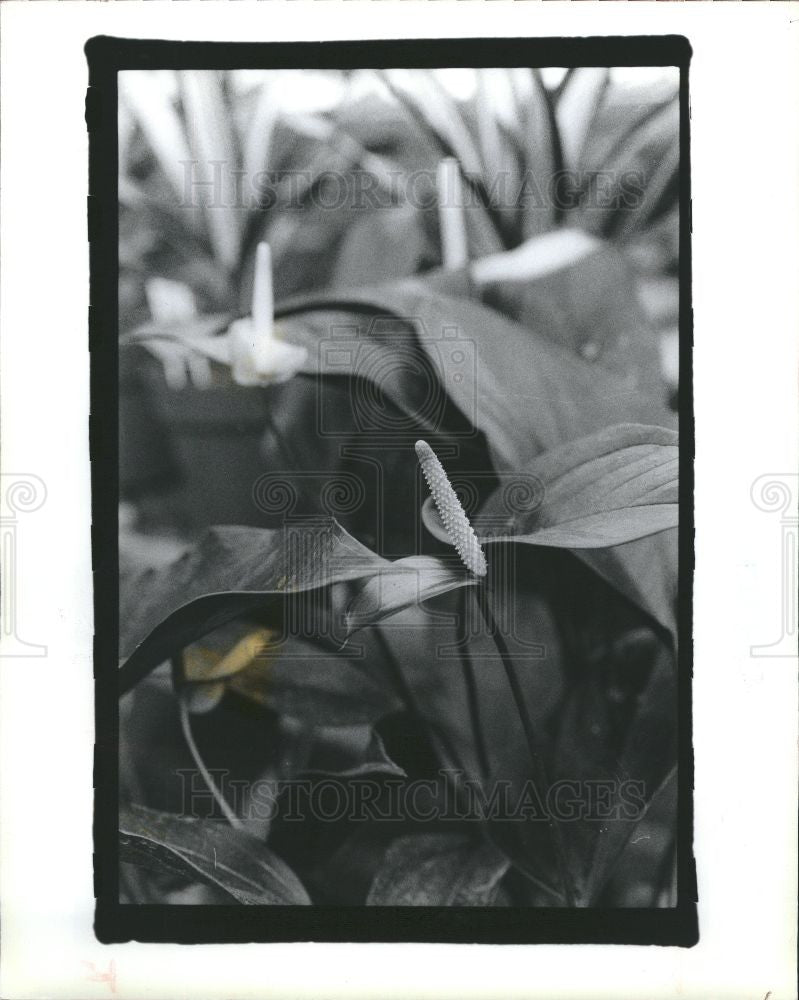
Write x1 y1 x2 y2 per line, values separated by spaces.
119 520 389 694
280 289 677 638
228 639 403 728
119 803 311 905
577 529 678 641
474 424 678 548
276 280 675 473
579 645 676 905
584 764 677 906
344 556 475 635
347 426 678 637
366 833 510 906
373 595 566 878
549 634 677 904
304 826 405 905
477 239 665 408
485 620 675 905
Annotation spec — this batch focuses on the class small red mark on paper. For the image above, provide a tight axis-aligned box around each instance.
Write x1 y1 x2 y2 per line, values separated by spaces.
83 959 117 994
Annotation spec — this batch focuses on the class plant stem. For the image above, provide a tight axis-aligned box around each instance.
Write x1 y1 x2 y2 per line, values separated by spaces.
178 696 244 831
171 654 243 831
461 589 491 781
474 583 577 907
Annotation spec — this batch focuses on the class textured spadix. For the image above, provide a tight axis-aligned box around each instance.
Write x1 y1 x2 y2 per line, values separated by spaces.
415 440 487 577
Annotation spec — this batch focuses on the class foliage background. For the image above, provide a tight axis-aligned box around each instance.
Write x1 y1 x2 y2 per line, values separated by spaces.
118 66 681 910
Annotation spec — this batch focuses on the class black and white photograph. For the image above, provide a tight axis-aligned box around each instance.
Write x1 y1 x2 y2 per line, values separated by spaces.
102 41 693 942
1 4 798 997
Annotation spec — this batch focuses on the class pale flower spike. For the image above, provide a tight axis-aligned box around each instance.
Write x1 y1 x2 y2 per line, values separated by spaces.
251 241 273 340
228 241 308 386
415 440 487 577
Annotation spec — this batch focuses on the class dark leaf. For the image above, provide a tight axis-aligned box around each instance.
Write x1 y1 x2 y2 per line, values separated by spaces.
556 645 678 904
592 765 677 906
119 803 311 905
119 520 389 694
366 833 510 906
229 639 403 729
475 423 679 640
277 280 675 473
305 826 403 905
373 592 566 900
301 726 406 779
576 530 678 641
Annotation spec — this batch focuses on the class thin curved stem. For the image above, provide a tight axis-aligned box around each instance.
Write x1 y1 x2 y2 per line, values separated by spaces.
172 654 243 831
178 696 243 831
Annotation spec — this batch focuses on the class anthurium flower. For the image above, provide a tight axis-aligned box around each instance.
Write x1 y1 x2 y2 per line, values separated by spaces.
193 242 308 386
349 428 678 637
136 243 308 389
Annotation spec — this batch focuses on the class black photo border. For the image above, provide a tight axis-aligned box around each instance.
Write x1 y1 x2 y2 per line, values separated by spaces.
89 34 697 946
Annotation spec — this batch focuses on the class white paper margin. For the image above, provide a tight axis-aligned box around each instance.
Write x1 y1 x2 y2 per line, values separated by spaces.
1 3 797 999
